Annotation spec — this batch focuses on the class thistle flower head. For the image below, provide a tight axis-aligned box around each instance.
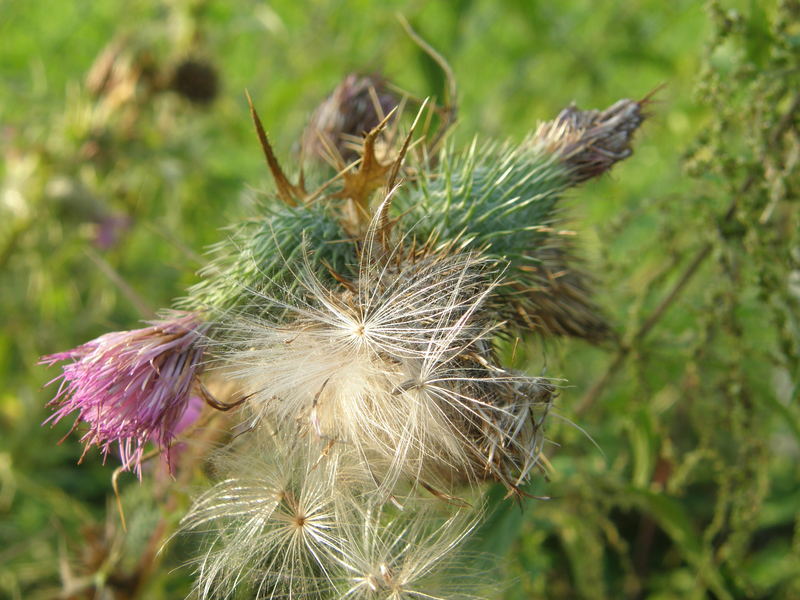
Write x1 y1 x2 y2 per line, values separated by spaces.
183 203 355 316
41 311 208 476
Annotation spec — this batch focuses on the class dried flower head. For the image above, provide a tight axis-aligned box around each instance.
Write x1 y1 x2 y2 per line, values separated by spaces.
302 73 399 164
84 34 159 108
41 311 208 475
532 98 645 184
183 430 485 600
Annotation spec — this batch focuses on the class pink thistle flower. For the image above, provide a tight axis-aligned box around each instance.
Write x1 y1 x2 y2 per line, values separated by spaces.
41 311 208 477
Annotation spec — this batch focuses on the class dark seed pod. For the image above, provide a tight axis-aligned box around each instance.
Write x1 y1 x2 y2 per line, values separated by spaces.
168 57 219 105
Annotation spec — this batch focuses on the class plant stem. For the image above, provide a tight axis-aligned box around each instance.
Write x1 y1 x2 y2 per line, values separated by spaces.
573 195 742 418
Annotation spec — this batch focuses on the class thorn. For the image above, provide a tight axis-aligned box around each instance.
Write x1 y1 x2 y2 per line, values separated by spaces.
199 380 248 411
333 107 398 226
387 97 428 191
640 82 667 106
245 90 305 206
397 14 458 151
420 480 472 507
376 99 428 243
362 106 399 177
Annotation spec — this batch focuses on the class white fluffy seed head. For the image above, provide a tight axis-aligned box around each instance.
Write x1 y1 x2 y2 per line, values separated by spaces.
181 431 362 600
211 208 554 496
331 499 486 600
181 430 487 599
216 250 553 495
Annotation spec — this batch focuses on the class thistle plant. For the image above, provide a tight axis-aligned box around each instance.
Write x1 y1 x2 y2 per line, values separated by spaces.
41 67 645 598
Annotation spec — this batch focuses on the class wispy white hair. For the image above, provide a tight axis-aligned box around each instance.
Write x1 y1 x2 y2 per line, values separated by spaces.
213 205 553 496
331 499 486 600
181 431 358 599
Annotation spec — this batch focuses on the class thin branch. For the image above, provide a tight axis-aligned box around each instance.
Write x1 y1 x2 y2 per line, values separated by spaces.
144 221 206 266
85 247 153 317
770 90 800 147
397 14 458 153
574 178 754 417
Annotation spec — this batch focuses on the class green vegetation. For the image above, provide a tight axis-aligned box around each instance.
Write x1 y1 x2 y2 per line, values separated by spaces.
1 1 797 598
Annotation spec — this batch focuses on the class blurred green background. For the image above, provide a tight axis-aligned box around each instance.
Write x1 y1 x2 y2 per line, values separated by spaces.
1 0 798 598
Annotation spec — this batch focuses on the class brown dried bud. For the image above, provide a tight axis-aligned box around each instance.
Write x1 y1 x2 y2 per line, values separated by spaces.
535 98 645 184
85 36 159 105
302 73 399 164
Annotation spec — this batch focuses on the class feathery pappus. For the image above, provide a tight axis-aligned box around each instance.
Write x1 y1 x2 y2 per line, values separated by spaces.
216 206 554 496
